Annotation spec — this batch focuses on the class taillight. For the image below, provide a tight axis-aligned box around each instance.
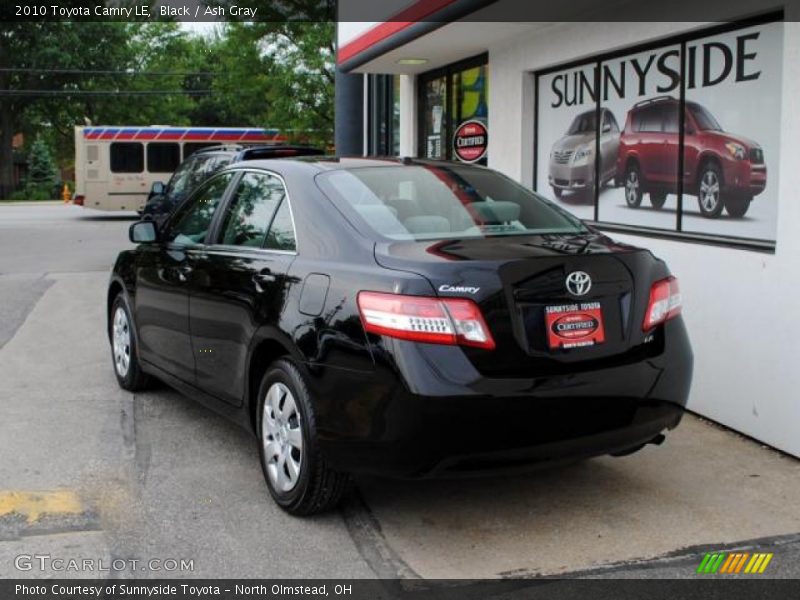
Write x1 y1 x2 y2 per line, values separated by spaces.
643 276 682 331
73 195 84 206
357 291 496 350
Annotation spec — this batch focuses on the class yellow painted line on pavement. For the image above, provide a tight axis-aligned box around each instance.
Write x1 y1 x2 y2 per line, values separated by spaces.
0 490 84 523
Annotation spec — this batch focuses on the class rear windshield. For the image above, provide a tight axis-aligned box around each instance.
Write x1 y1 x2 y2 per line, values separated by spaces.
316 165 587 241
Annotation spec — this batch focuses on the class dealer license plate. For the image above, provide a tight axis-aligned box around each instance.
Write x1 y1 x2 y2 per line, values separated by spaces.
544 302 606 349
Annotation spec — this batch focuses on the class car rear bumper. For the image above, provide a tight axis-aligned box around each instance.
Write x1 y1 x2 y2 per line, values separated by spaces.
310 318 693 478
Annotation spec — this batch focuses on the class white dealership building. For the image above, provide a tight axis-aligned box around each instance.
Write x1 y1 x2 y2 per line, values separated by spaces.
336 0 800 457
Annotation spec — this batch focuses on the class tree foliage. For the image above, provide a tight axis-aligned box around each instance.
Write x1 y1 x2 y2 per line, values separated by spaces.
0 18 335 196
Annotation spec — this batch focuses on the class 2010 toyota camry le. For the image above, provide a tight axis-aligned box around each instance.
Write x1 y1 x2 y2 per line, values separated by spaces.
107 157 693 515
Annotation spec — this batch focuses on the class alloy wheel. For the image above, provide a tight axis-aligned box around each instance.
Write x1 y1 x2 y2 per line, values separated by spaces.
262 382 304 493
699 169 721 212
626 171 640 205
112 307 131 377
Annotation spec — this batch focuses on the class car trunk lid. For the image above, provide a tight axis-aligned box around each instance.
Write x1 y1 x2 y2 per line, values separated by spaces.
374 232 663 377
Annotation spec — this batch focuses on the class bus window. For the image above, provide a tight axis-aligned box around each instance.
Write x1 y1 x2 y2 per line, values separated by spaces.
147 142 180 173
183 142 219 159
110 142 144 173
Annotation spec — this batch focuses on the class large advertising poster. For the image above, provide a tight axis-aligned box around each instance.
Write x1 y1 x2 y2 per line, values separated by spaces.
536 63 598 221
534 21 783 244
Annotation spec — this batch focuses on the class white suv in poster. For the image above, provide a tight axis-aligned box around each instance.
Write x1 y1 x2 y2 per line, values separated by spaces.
548 108 620 200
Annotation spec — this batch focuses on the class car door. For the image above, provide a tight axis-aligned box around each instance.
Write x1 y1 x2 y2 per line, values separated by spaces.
658 104 680 185
635 104 665 183
189 170 297 406
134 172 236 383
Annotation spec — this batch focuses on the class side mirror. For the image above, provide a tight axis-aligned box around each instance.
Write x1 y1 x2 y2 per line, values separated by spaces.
151 181 166 195
602 123 612 133
684 122 695 136
129 220 158 244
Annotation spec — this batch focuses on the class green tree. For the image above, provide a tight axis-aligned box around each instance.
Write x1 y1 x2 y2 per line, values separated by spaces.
26 136 57 185
0 20 132 197
208 21 335 147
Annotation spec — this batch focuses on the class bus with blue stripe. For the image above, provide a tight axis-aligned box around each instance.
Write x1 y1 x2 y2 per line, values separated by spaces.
74 126 287 212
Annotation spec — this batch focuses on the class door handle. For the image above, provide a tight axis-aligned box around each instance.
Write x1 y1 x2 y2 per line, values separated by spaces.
175 265 192 282
253 269 277 285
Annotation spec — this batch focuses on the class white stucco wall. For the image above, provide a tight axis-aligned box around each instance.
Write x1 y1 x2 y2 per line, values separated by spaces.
484 21 800 457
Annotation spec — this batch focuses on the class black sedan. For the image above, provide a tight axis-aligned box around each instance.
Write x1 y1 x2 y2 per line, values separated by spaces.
108 157 693 515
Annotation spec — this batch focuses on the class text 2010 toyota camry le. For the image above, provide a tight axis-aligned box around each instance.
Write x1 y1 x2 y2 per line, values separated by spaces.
108 157 693 515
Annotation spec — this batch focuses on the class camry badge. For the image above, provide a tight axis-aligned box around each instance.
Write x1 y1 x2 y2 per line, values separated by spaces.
565 271 592 296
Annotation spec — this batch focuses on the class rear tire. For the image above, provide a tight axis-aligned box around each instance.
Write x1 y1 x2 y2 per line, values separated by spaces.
697 162 724 218
256 359 349 516
109 294 151 391
725 194 752 218
624 163 643 208
649 191 667 210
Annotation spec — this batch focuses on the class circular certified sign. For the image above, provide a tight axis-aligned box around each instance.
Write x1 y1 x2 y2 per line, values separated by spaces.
453 120 488 163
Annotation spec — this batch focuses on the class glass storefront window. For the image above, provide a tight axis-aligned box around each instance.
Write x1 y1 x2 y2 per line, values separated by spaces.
418 55 488 163
422 75 447 159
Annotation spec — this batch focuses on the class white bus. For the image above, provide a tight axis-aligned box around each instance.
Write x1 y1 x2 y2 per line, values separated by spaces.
73 125 287 212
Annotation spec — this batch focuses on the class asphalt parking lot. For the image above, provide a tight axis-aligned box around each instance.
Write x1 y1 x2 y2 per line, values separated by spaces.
1 202 799 580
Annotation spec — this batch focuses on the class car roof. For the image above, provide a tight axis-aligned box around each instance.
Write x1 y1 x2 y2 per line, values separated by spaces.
188 144 324 160
224 156 488 175
631 95 679 111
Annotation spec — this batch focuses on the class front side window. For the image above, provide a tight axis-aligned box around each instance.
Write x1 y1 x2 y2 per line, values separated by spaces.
218 172 285 248
317 165 586 241
568 111 597 135
110 142 143 173
603 111 619 133
167 172 234 245
687 102 722 131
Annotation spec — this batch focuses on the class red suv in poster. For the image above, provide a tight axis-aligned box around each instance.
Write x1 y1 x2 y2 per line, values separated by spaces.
616 96 767 218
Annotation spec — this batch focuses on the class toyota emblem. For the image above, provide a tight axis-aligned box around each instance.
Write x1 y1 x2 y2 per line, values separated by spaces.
566 271 592 296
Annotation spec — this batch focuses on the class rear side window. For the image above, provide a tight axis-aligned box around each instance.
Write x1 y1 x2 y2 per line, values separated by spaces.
110 142 143 173
632 105 663 132
147 143 180 173
218 172 284 248
265 199 296 252
317 165 586 241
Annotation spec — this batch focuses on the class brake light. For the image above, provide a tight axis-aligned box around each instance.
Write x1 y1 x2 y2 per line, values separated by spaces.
357 291 495 350
73 195 84 206
643 276 682 331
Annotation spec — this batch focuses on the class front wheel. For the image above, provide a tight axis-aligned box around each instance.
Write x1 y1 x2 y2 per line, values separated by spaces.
697 163 725 218
109 294 151 391
725 194 752 218
624 164 643 208
551 186 563 199
257 359 349 516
